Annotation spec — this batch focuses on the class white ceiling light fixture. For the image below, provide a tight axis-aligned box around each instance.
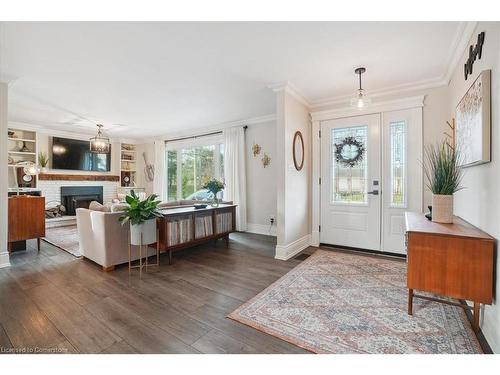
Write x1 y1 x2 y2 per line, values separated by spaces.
89 124 111 154
350 67 371 109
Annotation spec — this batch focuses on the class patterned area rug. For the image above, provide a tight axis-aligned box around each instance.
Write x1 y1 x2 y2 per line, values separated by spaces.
43 225 81 257
228 249 482 354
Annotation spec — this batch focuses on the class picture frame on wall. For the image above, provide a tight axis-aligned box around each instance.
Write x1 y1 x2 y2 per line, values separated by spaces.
455 69 491 167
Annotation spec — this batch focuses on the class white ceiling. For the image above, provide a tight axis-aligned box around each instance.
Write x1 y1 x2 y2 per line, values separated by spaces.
0 22 465 138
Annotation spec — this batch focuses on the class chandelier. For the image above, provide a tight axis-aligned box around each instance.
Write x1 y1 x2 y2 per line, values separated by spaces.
350 67 371 109
89 124 110 154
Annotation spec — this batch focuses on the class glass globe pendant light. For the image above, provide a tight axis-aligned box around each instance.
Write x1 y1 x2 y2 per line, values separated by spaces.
89 124 111 154
350 67 371 109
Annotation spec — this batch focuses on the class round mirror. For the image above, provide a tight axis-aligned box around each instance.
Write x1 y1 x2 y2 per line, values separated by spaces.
293 131 304 171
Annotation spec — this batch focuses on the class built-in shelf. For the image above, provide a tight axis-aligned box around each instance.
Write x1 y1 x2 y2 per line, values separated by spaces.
7 128 38 189
120 143 137 187
8 151 36 155
8 138 36 143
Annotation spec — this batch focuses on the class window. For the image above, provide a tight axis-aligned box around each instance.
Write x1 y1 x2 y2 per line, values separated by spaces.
390 121 406 207
166 138 224 201
332 126 368 204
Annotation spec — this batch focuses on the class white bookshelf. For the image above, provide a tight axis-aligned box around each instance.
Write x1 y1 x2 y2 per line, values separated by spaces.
120 143 137 187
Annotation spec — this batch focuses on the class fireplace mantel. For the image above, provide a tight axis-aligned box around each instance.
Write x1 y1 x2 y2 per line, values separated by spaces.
38 174 120 182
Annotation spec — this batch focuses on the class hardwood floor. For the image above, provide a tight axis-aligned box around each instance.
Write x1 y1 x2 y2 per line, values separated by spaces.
0 232 310 354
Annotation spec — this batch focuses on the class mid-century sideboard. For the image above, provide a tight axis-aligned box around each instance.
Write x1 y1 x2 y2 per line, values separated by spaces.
157 204 236 264
405 211 495 332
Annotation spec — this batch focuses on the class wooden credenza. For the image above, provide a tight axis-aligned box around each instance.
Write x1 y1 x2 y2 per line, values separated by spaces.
157 204 236 264
8 195 46 253
405 212 495 331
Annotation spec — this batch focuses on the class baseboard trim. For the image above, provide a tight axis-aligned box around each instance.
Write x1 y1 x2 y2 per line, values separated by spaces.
0 251 11 269
275 234 311 260
247 223 276 237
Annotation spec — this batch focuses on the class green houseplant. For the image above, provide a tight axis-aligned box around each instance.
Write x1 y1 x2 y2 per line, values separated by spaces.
202 178 225 207
119 190 162 245
38 152 49 172
423 142 463 223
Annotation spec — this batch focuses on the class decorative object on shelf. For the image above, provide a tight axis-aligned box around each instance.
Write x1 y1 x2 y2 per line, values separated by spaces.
123 175 131 186
455 69 491 167
293 131 304 171
119 190 162 276
262 153 271 168
8 156 14 165
142 152 154 182
464 32 485 80
37 152 49 173
23 162 41 176
89 124 111 154
425 205 432 221
423 142 464 223
20 141 31 153
350 67 371 109
334 135 365 168
252 143 262 157
202 178 225 207
8 130 15 138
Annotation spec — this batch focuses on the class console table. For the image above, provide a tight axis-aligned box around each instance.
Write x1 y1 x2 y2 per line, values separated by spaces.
157 204 236 264
405 212 495 332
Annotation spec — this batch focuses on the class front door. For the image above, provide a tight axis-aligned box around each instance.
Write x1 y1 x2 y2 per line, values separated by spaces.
319 109 422 254
320 114 381 251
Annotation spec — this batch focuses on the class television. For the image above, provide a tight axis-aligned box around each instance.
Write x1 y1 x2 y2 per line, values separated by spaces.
51 137 111 172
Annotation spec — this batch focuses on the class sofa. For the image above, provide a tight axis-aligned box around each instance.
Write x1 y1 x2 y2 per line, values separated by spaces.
76 208 157 271
76 200 228 271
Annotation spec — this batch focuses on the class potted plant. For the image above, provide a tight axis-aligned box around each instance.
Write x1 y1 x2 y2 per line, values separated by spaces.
423 142 463 223
119 190 162 245
202 178 225 207
38 152 49 173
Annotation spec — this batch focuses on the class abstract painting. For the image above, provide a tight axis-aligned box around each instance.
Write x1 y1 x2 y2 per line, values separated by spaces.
455 69 491 167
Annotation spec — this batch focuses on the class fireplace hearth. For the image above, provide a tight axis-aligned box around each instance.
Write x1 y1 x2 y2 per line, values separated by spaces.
61 186 104 215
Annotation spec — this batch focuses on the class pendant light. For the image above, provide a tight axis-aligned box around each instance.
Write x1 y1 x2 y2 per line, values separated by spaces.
89 124 111 154
350 67 371 109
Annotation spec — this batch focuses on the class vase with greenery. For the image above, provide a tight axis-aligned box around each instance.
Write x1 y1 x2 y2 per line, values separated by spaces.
119 190 162 245
423 142 463 223
38 152 49 173
202 178 225 207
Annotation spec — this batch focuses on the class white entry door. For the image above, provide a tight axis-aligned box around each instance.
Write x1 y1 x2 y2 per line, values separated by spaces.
320 109 422 254
320 114 381 251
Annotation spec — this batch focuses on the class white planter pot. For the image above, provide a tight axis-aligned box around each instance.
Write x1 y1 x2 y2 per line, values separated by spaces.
432 194 454 223
130 218 157 245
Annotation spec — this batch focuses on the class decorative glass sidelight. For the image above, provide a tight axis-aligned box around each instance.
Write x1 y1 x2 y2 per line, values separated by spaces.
390 121 406 207
331 126 368 204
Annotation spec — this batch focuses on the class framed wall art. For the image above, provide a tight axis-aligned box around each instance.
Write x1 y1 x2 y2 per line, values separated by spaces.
455 69 491 167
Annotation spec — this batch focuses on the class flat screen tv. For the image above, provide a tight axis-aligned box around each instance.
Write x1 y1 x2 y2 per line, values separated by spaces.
52 137 111 172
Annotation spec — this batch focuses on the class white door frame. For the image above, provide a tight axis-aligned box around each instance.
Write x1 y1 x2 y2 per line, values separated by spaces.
310 95 425 247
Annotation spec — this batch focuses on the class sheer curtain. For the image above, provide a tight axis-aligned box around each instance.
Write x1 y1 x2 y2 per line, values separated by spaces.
223 127 247 231
153 140 167 201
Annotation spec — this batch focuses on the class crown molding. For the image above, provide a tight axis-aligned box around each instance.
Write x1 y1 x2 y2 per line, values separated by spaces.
268 81 311 108
310 95 425 122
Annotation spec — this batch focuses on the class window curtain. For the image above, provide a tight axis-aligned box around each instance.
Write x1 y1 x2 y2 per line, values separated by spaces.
223 127 247 231
153 140 167 201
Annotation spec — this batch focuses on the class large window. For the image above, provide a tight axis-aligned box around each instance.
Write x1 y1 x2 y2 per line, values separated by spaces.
166 138 224 201
390 121 406 207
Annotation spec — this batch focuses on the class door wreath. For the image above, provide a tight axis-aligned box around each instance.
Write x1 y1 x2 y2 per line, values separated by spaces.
334 136 365 168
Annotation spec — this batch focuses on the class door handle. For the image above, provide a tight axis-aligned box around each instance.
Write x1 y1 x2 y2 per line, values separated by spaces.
367 190 379 195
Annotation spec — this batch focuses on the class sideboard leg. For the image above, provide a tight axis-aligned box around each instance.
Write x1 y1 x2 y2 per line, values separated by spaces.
37 238 41 252
408 289 414 315
225 235 229 248
168 249 172 265
473 302 480 332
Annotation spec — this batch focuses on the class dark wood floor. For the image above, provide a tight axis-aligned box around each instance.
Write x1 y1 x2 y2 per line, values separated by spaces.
0 232 311 354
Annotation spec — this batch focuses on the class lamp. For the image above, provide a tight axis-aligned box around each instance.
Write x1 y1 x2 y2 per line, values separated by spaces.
350 67 371 109
89 124 111 154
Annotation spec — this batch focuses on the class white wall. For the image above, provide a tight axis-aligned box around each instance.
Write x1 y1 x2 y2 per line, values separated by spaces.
447 21 500 353
0 82 10 268
275 89 311 259
245 120 277 235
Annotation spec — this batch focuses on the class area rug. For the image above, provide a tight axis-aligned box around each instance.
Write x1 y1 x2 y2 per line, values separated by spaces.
43 225 81 257
228 249 482 354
